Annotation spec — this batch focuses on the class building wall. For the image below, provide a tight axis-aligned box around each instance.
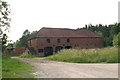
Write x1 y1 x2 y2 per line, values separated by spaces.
28 38 37 51
28 37 103 56
4 47 25 54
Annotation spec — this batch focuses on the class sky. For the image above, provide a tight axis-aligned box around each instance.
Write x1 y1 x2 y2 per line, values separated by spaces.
5 0 119 42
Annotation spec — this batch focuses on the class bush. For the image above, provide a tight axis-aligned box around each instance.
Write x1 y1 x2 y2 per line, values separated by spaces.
19 53 35 58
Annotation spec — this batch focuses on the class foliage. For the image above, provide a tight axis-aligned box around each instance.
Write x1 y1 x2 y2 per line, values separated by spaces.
0 1 11 37
14 30 38 48
45 47 118 63
14 29 30 47
2 33 8 52
2 34 7 45
2 54 34 78
19 53 35 58
110 23 120 37
80 23 120 47
0 1 11 54
14 40 22 47
113 32 120 46
6 43 13 49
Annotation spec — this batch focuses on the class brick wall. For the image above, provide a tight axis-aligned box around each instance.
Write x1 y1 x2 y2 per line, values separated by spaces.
13 47 25 54
4 47 26 54
28 37 103 56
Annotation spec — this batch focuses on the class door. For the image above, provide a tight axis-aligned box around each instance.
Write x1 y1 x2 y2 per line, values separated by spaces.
65 46 72 49
55 46 63 52
44 47 53 56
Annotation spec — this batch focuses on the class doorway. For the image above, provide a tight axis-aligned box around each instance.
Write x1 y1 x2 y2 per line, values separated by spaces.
44 47 53 56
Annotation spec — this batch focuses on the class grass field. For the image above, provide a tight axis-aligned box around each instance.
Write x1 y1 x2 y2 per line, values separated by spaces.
0 55 1 79
45 46 119 63
2 54 34 78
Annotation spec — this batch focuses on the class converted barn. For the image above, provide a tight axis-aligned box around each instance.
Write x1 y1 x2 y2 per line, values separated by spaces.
28 27 103 56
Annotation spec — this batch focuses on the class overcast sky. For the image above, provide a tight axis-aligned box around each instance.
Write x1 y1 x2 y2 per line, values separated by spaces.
6 0 119 42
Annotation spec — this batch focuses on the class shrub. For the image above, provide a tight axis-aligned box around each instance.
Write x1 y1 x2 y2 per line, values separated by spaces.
19 53 35 58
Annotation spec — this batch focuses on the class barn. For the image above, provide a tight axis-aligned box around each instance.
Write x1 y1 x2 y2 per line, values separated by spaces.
27 27 103 56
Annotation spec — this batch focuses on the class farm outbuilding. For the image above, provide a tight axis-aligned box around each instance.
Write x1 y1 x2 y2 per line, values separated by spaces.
27 27 103 56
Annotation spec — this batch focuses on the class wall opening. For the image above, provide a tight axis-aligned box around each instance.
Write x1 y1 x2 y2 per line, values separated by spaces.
65 46 72 49
44 47 53 56
55 46 63 52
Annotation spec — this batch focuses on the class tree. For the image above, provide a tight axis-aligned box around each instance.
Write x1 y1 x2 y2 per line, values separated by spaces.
2 34 7 45
6 43 13 51
20 29 30 47
113 32 120 46
0 1 11 36
110 23 120 37
2 34 8 51
0 1 11 53
14 40 22 48
79 23 120 47
22 29 30 36
14 30 30 48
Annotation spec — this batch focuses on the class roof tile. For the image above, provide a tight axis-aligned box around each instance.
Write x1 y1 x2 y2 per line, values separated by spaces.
36 27 101 38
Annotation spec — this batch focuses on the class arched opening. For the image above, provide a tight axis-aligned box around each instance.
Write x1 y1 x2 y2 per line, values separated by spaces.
65 46 72 49
55 46 63 52
44 47 53 56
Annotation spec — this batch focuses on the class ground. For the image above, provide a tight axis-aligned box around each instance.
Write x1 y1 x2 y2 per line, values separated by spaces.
15 58 118 78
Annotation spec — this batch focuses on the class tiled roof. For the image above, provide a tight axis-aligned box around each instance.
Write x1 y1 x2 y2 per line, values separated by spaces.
35 27 102 38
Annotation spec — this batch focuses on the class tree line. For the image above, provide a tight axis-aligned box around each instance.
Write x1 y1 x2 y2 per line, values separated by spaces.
79 23 120 47
1 1 119 53
3 22 120 51
13 23 120 48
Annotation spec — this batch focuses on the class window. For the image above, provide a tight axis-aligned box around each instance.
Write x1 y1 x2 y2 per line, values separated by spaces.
67 39 70 43
38 49 43 53
47 39 50 43
57 39 60 43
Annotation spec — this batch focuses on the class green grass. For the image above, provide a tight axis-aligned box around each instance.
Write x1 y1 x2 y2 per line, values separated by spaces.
45 46 119 63
0 55 2 79
2 54 34 78
19 53 35 58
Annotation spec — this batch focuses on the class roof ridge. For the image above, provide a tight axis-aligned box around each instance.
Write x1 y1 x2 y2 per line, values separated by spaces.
42 27 76 30
28 27 102 40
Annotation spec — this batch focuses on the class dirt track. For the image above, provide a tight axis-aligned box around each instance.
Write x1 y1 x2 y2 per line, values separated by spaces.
16 58 118 78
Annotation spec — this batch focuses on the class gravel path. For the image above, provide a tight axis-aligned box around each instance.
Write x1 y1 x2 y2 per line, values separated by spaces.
15 58 118 78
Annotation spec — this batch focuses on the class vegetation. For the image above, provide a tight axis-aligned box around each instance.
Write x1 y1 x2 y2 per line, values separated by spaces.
113 32 120 46
80 23 120 47
45 47 118 63
14 29 30 48
19 53 35 58
13 23 120 48
1 0 119 78
0 1 11 35
1 33 8 52
2 54 34 78
0 0 11 53
0 56 2 79
14 30 38 48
